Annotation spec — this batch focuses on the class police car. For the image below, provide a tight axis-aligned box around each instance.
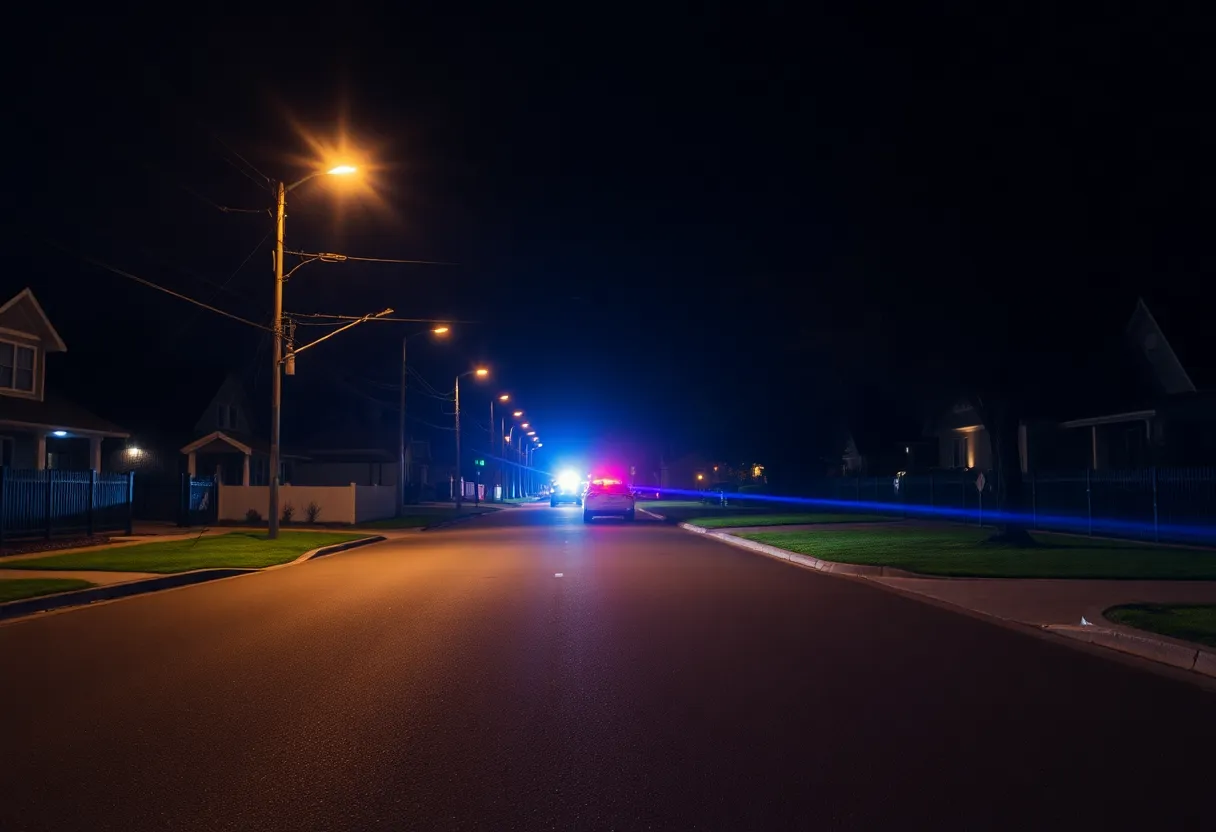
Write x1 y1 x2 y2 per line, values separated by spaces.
582 478 636 522
550 471 585 507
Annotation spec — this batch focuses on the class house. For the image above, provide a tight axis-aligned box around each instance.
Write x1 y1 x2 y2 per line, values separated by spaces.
932 298 1216 471
840 391 930 476
0 288 129 469
179 374 305 485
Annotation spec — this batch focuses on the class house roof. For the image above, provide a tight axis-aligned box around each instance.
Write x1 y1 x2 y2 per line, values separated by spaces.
0 288 68 352
0 393 129 437
845 389 923 455
179 431 308 459
1137 294 1216 390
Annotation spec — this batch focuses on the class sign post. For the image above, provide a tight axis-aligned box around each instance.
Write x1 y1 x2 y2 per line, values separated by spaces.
975 471 986 527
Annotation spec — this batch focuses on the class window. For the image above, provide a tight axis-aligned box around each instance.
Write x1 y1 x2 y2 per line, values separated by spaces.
950 436 968 468
0 341 35 393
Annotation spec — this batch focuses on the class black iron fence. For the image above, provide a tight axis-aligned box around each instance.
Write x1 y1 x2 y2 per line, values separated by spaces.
773 467 1216 545
0 469 219 546
0 467 134 544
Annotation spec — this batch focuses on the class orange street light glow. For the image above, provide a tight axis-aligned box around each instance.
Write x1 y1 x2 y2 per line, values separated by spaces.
499 394 510 401
327 165 357 175
432 326 450 334
474 368 489 377
513 411 523 417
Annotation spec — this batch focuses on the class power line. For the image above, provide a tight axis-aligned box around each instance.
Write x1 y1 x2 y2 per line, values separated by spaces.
292 312 479 324
284 249 458 266
58 245 276 335
153 170 266 215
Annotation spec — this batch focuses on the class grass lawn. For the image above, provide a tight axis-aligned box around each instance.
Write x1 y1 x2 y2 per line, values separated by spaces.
742 526 1216 580
0 578 96 603
688 512 892 529
356 505 498 529
638 501 821 523
0 532 366 574
1105 604 1216 648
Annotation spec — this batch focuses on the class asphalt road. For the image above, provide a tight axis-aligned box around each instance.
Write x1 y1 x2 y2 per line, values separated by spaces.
1 504 1213 830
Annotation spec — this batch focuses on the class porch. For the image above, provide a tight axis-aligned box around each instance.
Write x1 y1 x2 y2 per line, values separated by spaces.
179 431 305 486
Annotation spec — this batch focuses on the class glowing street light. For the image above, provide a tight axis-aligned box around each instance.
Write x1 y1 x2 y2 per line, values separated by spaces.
399 324 451 517
455 366 489 509
526 431 536 436
513 410 523 417
521 422 530 428
269 161 363 539
490 393 512 500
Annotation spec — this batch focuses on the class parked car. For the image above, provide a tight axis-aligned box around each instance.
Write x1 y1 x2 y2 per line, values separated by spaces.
699 481 739 505
550 481 583 507
584 479 636 522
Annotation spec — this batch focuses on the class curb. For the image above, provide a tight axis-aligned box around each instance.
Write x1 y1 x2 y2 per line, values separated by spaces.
679 524 917 577
1043 624 1216 679
0 569 254 621
679 523 1216 682
0 535 388 623
294 535 387 563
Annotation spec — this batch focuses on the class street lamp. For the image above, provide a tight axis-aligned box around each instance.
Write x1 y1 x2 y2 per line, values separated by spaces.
454 366 489 509
489 393 510 502
398 325 450 516
269 163 358 539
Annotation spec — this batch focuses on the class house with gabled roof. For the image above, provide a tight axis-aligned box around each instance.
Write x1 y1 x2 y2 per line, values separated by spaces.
934 297 1216 471
0 288 129 470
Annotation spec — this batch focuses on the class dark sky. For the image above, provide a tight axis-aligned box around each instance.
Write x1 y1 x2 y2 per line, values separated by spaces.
8 7 1216 473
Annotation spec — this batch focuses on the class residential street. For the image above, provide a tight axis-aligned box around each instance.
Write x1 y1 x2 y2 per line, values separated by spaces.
1 503 1213 830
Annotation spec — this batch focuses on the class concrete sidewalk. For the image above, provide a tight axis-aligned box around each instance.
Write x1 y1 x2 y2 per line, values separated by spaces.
676 519 1216 681
869 575 1216 627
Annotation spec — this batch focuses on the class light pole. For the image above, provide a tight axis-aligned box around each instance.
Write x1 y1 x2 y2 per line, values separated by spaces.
270 164 357 539
454 367 489 510
510 410 524 498
527 437 540 495
398 326 449 516
491 394 509 501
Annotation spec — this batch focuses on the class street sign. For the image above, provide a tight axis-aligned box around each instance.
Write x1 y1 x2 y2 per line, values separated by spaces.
975 472 986 492
474 458 485 467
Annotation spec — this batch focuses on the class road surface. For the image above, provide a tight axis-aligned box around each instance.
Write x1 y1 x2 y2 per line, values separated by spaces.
1 503 1213 830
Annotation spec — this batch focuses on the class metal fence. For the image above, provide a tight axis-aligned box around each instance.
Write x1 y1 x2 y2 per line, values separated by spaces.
0 467 134 544
181 475 217 527
772 467 1216 545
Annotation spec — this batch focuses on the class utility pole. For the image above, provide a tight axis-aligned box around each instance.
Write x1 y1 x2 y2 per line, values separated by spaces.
397 335 407 517
454 374 462 511
489 398 495 501
270 180 286 539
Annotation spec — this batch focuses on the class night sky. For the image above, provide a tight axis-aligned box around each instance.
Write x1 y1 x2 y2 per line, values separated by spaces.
8 8 1215 475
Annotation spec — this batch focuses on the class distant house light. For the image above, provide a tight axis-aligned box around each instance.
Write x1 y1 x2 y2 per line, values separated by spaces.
51 430 67 437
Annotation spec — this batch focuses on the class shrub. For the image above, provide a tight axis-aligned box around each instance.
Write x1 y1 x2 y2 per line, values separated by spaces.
305 501 323 523
281 503 295 523
245 508 262 523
